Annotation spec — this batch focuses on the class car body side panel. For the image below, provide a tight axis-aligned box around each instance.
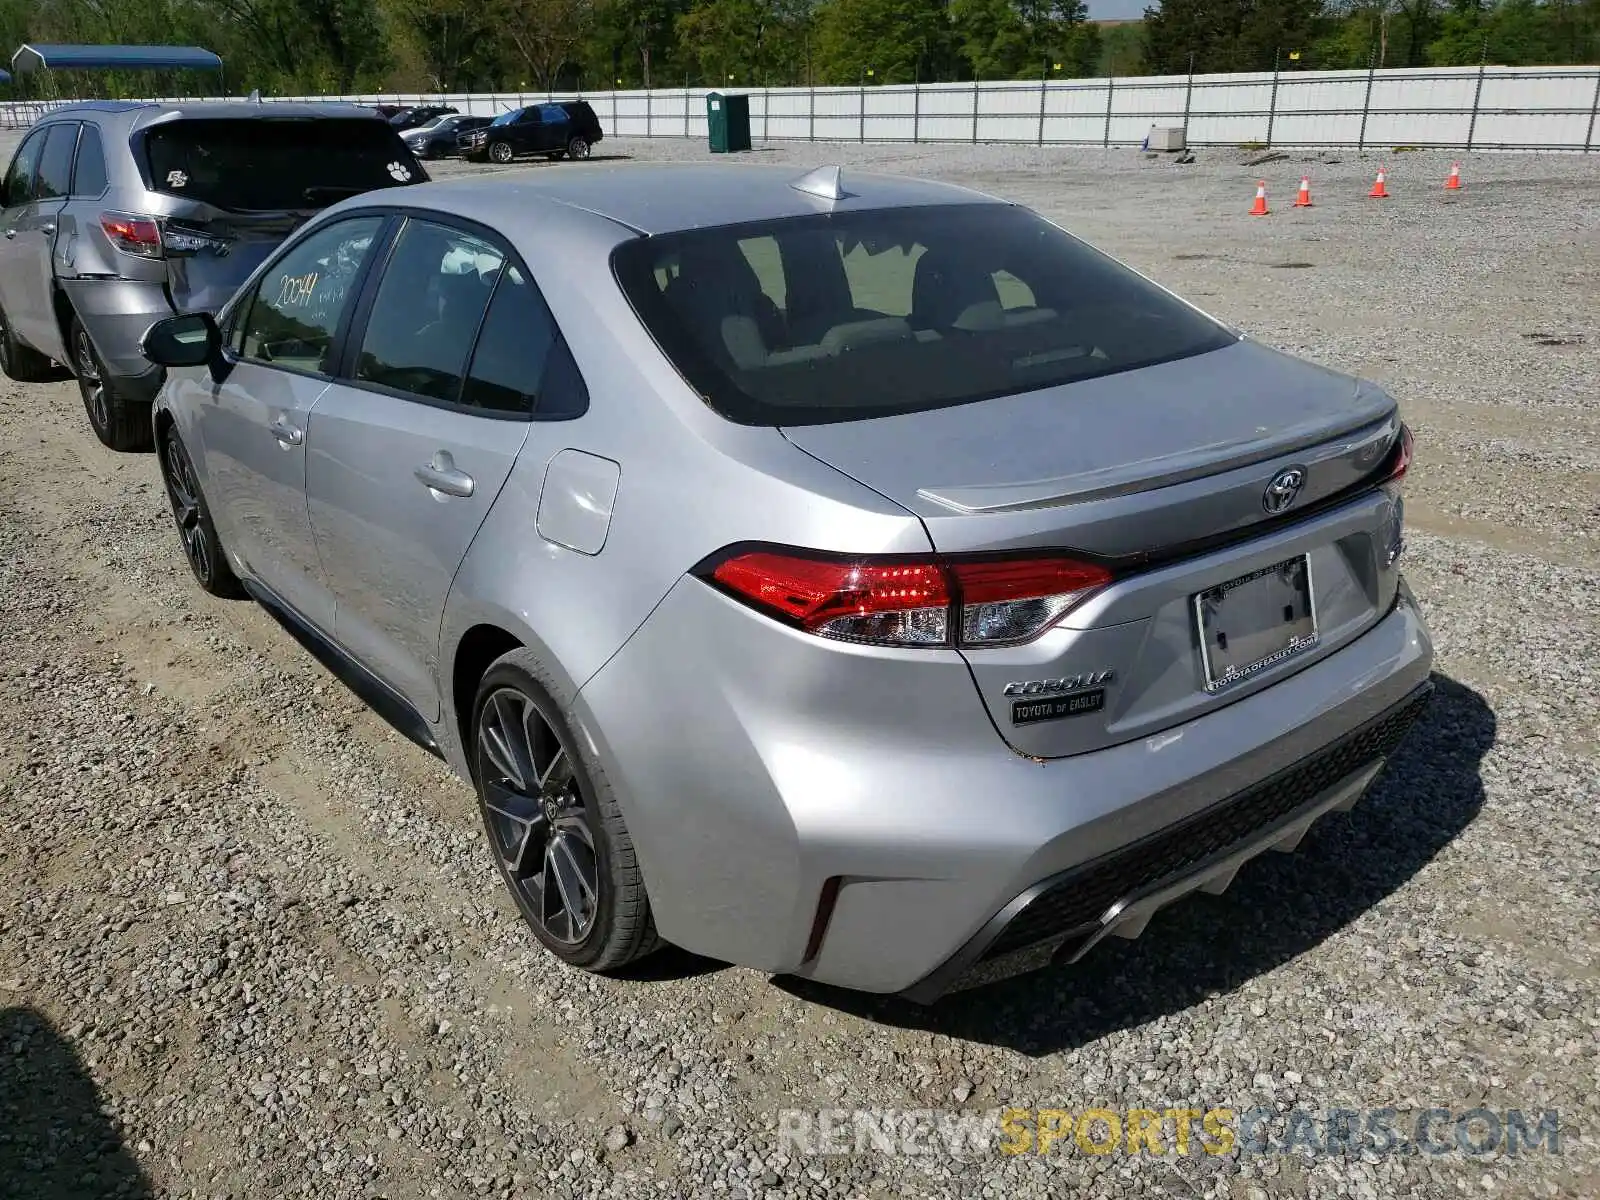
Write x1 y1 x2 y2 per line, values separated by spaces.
199 362 337 630
437 417 937 781
1 195 67 356
306 385 532 723
57 278 175 388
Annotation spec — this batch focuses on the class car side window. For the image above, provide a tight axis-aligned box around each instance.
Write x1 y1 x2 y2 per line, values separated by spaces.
2 128 46 208
354 219 502 403
238 215 385 374
34 124 78 201
460 264 568 415
71 124 109 196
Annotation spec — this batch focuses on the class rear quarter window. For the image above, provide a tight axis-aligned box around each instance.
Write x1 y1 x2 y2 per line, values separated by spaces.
140 118 422 212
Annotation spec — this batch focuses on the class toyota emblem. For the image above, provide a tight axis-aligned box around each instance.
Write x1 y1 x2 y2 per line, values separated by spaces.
1262 466 1306 514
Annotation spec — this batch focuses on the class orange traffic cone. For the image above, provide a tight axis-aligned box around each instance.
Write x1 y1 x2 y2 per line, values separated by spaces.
1369 166 1390 198
1293 175 1313 207
1445 161 1462 190
1249 180 1269 216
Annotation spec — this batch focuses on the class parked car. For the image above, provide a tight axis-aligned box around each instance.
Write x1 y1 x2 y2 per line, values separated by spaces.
460 101 603 164
0 100 428 451
367 104 407 119
139 163 1431 1000
403 113 491 159
391 104 458 132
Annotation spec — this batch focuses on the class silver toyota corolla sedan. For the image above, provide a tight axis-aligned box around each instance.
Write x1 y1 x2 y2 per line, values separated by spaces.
139 161 1433 1001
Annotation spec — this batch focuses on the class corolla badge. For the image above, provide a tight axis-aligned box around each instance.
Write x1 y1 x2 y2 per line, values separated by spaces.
1002 671 1114 697
1262 466 1307 515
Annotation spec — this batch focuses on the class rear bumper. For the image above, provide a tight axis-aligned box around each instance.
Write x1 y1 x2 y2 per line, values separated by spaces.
576 574 1434 997
900 679 1431 1001
59 278 174 402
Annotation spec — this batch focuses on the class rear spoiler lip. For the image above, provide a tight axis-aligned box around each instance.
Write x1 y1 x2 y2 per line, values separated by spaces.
916 407 1399 515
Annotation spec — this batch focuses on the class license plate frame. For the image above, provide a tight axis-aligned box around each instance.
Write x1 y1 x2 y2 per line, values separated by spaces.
1194 554 1319 693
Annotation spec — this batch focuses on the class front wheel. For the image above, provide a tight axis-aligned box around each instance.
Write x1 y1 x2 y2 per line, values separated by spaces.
157 422 243 598
489 141 515 164
471 651 659 972
73 317 152 452
566 136 591 161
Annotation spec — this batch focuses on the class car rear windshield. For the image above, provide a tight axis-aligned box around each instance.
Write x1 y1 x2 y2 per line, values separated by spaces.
610 203 1237 426
140 118 421 211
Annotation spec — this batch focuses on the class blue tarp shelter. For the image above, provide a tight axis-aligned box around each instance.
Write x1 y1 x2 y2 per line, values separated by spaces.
9 44 223 76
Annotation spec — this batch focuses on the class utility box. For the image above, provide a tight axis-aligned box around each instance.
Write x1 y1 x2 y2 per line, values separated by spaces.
707 92 752 153
1146 125 1187 152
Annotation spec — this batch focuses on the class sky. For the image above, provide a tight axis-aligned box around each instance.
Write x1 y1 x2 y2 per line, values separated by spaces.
1087 0 1149 20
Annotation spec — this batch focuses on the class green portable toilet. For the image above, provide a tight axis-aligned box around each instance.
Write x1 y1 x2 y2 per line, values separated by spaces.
707 92 752 153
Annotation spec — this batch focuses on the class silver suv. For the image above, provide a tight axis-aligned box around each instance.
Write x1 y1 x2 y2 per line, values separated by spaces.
0 100 427 450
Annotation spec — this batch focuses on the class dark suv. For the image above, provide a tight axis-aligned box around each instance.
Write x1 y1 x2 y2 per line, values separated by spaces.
460 101 604 165
391 104 458 132
0 101 428 450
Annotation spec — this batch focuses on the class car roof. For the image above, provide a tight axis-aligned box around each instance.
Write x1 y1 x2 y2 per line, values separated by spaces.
378 161 1005 236
42 99 392 129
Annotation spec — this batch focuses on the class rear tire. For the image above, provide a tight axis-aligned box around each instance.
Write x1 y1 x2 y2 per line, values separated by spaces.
470 649 660 973
566 136 591 161
0 302 67 383
73 317 153 452
157 421 243 598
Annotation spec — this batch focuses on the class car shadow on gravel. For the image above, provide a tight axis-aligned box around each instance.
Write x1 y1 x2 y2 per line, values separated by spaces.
0 1006 153 1198
776 671 1494 1056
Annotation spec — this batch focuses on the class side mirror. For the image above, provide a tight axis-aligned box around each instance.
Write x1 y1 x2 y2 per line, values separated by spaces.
140 312 220 368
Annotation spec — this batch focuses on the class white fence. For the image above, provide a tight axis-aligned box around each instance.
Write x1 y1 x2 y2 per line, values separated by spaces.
6 64 1600 151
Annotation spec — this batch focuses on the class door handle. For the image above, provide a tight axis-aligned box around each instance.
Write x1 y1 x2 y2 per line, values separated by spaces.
268 416 303 447
414 452 474 498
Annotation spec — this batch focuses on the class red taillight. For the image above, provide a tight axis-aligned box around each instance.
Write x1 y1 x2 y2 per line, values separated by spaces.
1382 423 1414 486
709 552 952 646
101 212 164 258
949 557 1113 645
703 548 1112 648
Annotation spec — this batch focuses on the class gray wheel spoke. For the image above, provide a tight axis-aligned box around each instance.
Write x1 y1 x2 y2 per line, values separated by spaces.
483 694 532 790
536 745 569 792
482 780 549 877
549 848 578 936
553 833 596 904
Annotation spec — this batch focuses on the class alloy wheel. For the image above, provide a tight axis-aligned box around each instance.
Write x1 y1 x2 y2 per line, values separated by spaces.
162 432 212 584
476 687 600 944
75 326 109 433
490 142 514 164
568 137 591 160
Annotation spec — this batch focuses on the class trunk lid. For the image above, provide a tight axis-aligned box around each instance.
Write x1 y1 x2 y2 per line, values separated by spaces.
782 339 1408 760
779 339 1396 558
164 210 310 314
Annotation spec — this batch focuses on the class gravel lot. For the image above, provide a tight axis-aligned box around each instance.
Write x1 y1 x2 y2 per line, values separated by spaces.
1 132 1597 1200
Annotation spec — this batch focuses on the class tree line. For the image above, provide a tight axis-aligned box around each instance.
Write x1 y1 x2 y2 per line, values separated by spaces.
0 0 1594 98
